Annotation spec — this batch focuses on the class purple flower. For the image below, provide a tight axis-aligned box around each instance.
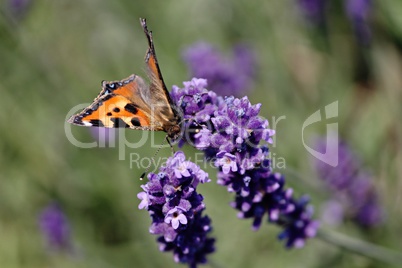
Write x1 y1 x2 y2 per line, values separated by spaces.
138 151 215 267
165 207 189 229
183 42 255 97
193 128 212 149
297 0 327 25
298 0 372 45
171 78 219 151
215 152 238 174
278 196 319 248
38 203 72 252
320 200 345 226
345 0 372 45
137 191 150 210
173 161 192 178
172 79 318 248
313 138 383 227
8 0 32 20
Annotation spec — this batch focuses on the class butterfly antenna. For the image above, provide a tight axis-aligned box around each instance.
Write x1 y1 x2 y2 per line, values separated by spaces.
165 135 176 155
139 138 167 180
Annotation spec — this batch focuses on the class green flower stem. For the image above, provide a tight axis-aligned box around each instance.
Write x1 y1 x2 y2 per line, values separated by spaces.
317 228 402 266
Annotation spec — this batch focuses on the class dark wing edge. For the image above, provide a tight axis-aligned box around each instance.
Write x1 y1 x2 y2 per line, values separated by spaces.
139 18 177 110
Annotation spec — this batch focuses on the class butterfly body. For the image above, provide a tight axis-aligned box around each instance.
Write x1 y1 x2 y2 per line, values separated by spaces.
68 19 181 139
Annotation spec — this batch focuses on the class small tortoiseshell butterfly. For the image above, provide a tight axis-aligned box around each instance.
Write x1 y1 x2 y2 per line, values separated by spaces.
68 18 181 140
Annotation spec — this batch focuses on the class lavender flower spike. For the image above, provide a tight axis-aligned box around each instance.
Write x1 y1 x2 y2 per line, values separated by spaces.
172 78 318 248
345 0 372 45
314 137 383 227
39 203 72 252
183 42 255 97
138 151 215 267
8 0 32 20
297 0 327 25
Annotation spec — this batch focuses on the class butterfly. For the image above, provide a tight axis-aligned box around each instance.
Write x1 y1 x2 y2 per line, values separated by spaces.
68 18 181 140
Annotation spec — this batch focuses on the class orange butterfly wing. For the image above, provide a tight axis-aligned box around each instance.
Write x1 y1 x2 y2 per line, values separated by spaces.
68 19 181 138
68 74 163 130
72 95 150 128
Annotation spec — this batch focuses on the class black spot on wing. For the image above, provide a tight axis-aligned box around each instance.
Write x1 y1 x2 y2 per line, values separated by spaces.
83 109 93 116
102 94 113 101
124 103 138 114
111 117 129 128
131 117 141 127
113 107 120 113
107 112 112 116
91 102 100 111
89 119 104 127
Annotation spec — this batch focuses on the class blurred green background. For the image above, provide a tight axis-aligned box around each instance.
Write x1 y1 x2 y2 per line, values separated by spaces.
1 0 401 267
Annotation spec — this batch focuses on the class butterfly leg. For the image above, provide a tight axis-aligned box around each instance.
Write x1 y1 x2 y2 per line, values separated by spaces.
139 136 172 180
166 135 176 155
180 116 207 130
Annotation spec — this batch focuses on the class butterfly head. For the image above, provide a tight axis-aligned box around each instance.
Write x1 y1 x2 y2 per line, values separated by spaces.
166 124 181 140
